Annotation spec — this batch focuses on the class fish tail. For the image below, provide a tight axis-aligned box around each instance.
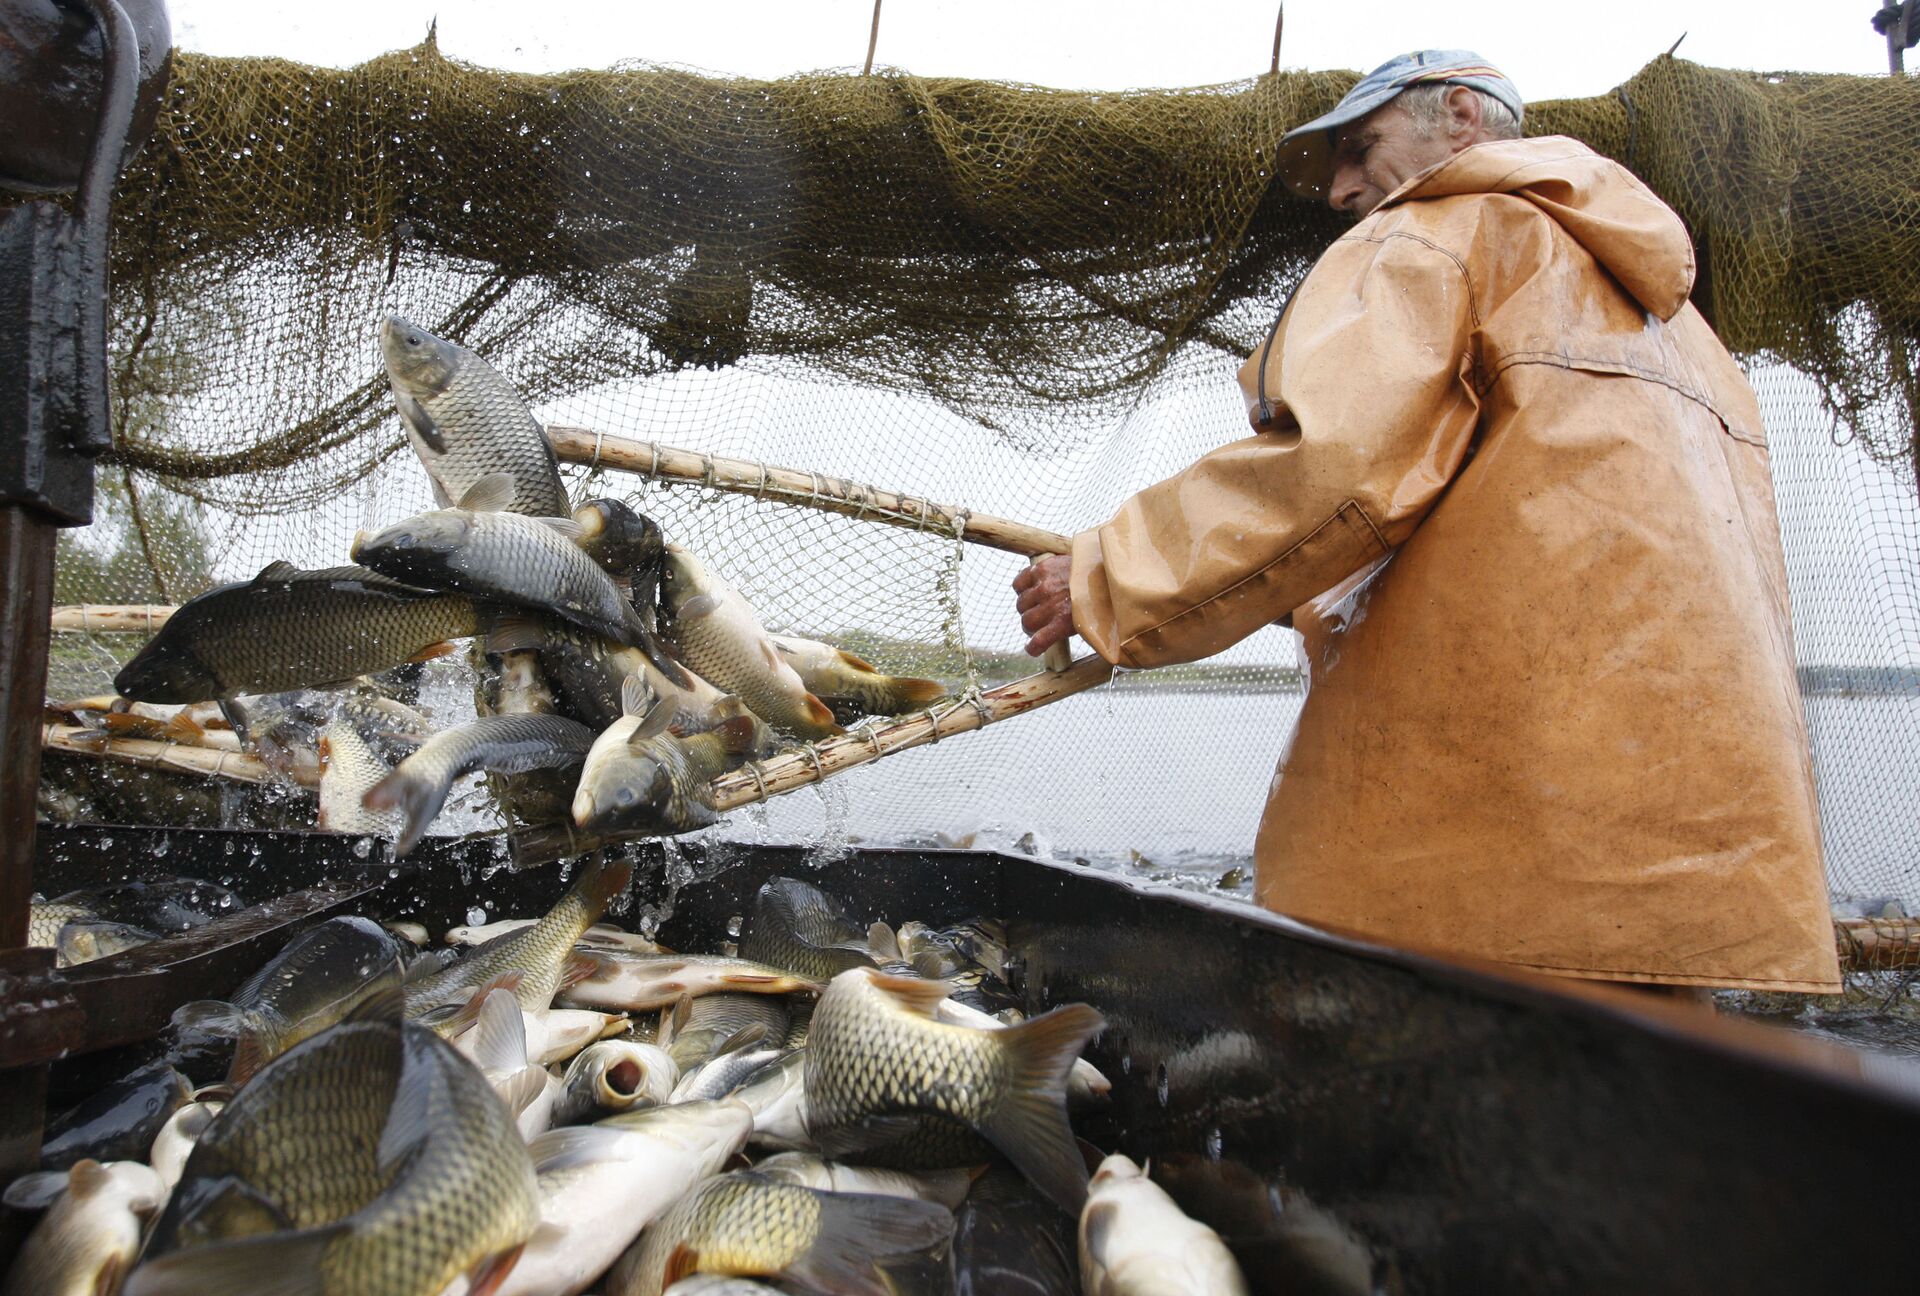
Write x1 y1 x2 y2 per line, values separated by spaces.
800 692 844 735
361 768 446 858
878 675 947 710
575 855 637 927
979 1002 1106 1213
785 1190 956 1294
122 1224 341 1296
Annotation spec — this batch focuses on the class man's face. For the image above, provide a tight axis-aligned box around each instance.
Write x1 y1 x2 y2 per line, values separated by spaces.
1326 100 1457 219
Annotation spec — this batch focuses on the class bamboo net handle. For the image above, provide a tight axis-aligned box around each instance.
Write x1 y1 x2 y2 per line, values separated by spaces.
50 604 175 633
510 654 1114 867
42 723 307 786
547 425 1071 558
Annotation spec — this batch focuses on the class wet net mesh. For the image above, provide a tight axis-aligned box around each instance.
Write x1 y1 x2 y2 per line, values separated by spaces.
25 43 1920 968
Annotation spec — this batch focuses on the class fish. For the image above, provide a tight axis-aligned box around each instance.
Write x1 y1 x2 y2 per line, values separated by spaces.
362 713 595 855
354 475 662 654
950 1164 1079 1296
1 1159 167 1296
662 992 790 1073
768 633 947 722
550 1040 680 1126
27 900 97 948
149 1102 224 1193
604 1169 953 1296
557 948 821 1013
731 1049 811 1151
660 546 842 739
114 563 476 704
171 915 408 1089
752 1151 976 1210
316 720 398 836
738 876 881 983
380 314 570 518
803 967 1103 1212
529 1008 632 1066
54 918 159 966
1078 1153 1250 1295
898 920 1013 983
660 1279 786 1295
928 990 1111 1109
669 1046 787 1105
406 856 634 1019
460 988 562 1140
39 1059 193 1171
488 614 739 738
572 498 665 592
571 681 761 838
131 991 539 1296
444 918 662 955
490 641 558 717
484 1100 753 1296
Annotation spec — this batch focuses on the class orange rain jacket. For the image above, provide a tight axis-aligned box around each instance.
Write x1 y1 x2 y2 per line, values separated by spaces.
1070 136 1841 992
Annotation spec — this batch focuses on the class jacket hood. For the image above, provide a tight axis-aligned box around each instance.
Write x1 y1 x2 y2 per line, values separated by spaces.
1386 136 1695 320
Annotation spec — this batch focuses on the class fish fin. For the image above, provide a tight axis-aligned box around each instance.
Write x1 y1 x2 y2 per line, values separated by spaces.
496 1064 548 1117
117 1223 341 1296
677 592 721 619
663 993 693 1046
468 989 530 1072
171 999 246 1038
784 1191 956 1295
65 1158 111 1198
801 692 843 734
576 855 637 921
394 390 447 452
977 1002 1106 1214
715 713 762 757
887 676 949 707
2 1168 70 1211
620 674 653 719
712 1023 769 1057
405 640 460 665
663 1242 702 1287
362 768 443 858
833 647 880 672
526 1125 620 1173
93 1251 127 1296
720 973 784 988
559 950 601 993
864 970 952 1018
867 922 900 961
759 639 782 670
378 1032 460 1175
457 472 517 513
441 971 527 1039
537 516 585 540
227 1027 274 1089
251 560 300 583
485 614 547 656
344 982 407 1024
163 710 208 743
465 1243 526 1296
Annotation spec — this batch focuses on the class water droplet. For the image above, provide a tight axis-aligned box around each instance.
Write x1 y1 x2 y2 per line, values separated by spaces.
466 907 486 926
1155 1063 1170 1107
726 915 743 937
352 838 373 859
1205 1126 1223 1160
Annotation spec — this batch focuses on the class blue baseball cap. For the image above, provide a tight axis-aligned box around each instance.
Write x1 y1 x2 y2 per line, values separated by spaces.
1277 50 1523 200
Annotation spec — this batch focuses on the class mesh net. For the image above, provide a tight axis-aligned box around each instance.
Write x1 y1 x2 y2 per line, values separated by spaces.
25 45 1920 948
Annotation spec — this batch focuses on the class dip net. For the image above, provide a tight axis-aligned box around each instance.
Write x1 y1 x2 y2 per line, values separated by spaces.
27 43 1920 968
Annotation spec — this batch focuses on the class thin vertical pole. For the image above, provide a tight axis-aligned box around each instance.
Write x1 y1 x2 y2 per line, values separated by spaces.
1270 3 1284 74
864 0 884 75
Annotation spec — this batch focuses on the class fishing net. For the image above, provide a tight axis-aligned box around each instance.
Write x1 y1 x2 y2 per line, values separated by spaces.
24 42 1920 941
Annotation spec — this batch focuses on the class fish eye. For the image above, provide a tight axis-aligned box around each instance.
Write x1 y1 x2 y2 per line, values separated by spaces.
614 786 637 808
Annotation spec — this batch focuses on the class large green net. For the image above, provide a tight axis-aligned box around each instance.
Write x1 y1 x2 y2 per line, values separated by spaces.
26 43 1920 943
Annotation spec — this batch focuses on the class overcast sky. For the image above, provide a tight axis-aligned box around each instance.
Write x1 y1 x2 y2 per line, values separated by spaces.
170 0 1895 96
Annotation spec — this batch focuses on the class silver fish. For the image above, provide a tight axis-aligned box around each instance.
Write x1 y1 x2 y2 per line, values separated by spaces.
2 1159 167 1296
557 948 820 1013
363 713 594 855
381 314 569 518
1078 1154 1250 1295
550 1040 679 1126
572 679 761 837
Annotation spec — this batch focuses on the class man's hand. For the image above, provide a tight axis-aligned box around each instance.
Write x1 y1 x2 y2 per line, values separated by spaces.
1013 553 1074 658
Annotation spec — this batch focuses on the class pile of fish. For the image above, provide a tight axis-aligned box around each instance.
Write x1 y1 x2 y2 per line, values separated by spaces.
96 316 947 851
26 876 250 968
1 870 1250 1294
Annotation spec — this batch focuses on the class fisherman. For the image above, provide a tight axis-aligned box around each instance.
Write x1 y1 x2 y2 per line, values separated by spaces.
1014 50 1842 995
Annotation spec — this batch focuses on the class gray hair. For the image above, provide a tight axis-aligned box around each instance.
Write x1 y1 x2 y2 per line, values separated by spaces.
1395 83 1523 140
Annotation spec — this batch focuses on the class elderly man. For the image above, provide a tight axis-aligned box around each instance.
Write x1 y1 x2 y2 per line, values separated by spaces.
1015 51 1840 993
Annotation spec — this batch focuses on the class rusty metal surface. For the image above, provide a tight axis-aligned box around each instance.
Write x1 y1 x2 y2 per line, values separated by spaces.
0 512 58 952
24 825 1920 1292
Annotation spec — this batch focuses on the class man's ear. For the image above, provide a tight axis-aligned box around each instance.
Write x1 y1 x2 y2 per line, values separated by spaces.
1446 84 1484 145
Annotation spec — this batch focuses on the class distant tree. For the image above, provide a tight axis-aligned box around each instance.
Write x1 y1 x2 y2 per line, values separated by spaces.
55 472 213 604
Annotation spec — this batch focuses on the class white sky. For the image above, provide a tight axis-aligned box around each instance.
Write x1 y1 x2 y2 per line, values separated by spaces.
170 0 1894 95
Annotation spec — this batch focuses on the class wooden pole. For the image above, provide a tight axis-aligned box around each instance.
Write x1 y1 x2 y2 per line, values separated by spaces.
547 425 1072 558
1834 915 1920 972
1270 3 1284 74
50 603 174 633
511 654 1114 867
1889 0 1914 75
863 0 883 75
42 723 303 786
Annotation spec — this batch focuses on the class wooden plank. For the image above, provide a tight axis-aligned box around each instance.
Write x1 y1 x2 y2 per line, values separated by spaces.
49 604 173 633
547 425 1073 558
42 723 299 786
